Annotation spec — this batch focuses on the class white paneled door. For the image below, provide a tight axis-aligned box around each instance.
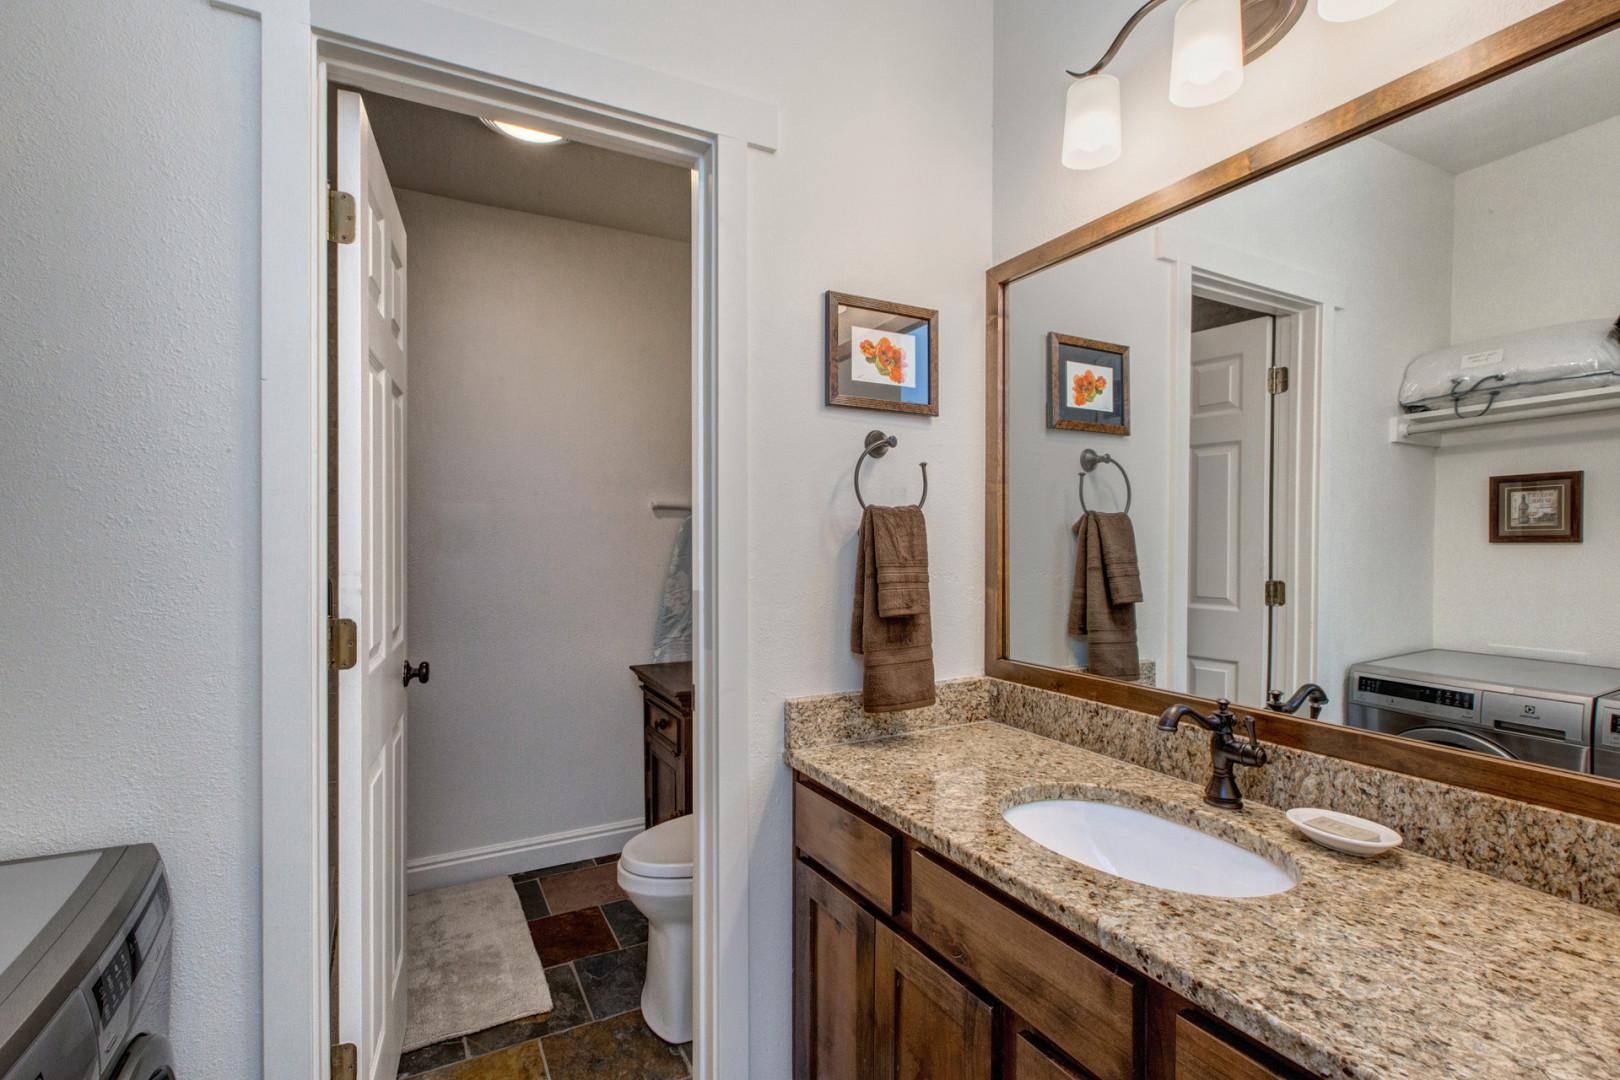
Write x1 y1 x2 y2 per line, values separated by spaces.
1186 316 1271 705
335 90 409 1080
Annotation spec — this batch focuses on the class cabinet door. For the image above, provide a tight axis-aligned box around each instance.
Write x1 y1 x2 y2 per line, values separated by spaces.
795 859 877 1080
874 922 994 1080
646 738 681 827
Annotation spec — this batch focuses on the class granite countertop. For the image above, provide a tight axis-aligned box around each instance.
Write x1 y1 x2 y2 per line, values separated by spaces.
787 721 1620 1080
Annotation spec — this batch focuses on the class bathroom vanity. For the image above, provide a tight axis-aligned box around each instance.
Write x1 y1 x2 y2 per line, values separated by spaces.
793 775 1305 1080
788 714 1620 1080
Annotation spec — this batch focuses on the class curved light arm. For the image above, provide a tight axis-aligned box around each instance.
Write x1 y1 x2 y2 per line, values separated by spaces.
1066 0 1174 77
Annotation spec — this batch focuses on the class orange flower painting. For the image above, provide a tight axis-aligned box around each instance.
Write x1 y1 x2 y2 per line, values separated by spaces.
851 326 917 389
1072 368 1108 407
859 335 907 384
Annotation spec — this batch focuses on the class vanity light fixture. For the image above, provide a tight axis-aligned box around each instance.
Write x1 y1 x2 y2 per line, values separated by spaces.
479 117 568 145
1062 0 1399 170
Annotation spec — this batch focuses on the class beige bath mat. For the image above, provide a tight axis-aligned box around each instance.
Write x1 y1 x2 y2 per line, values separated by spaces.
402 876 552 1051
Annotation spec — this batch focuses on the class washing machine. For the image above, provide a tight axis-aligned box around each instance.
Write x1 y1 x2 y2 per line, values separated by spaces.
1346 649 1620 774
1595 695 1620 780
0 845 174 1080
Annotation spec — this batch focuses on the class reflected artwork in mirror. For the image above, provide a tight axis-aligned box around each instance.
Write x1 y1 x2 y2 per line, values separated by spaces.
988 2 1620 817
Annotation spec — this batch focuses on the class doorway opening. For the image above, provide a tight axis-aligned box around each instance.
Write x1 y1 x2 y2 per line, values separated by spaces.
327 85 699 1080
1172 263 1324 712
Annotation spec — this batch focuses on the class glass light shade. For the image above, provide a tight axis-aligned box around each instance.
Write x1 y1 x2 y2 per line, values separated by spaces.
1168 0 1245 108
1062 75 1123 170
1317 0 1398 21
480 117 567 144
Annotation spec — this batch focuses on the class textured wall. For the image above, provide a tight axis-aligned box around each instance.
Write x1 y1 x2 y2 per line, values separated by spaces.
0 2 261 1076
419 4 999 1073
398 190 690 875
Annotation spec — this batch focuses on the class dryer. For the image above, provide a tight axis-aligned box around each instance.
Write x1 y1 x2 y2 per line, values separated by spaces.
0 845 174 1080
1346 649 1620 774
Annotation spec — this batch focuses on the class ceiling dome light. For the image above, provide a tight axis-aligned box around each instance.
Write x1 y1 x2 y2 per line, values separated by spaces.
479 117 568 144
1317 0 1398 21
1062 74 1123 170
1168 0 1245 108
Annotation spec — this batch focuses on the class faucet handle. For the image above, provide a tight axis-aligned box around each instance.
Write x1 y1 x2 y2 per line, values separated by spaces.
1242 714 1259 751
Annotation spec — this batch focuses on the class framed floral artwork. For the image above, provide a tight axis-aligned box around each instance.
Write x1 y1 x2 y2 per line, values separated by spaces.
825 291 938 415
1048 332 1129 435
1490 471 1583 543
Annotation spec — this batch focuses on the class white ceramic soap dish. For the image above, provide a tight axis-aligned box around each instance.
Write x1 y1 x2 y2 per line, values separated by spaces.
1285 808 1402 858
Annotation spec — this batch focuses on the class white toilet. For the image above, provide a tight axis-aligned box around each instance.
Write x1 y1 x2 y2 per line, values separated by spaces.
616 813 694 1044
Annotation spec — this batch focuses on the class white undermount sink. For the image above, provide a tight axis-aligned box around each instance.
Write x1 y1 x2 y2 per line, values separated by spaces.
1003 799 1298 898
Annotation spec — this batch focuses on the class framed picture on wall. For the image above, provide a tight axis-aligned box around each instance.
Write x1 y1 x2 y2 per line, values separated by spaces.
824 291 938 415
1490 471 1583 543
1047 332 1129 435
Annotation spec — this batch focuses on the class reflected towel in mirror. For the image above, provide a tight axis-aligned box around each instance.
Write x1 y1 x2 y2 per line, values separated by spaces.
1068 511 1142 679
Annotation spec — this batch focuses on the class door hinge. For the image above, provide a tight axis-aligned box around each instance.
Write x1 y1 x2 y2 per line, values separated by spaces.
332 1042 358 1080
330 617 358 670
1264 579 1287 607
329 188 357 245
1267 366 1290 395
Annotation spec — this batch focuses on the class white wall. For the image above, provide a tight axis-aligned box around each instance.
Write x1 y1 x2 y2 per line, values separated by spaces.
1430 416 1620 666
3 1 992 1076
422 7 994 1072
1450 111 1620 343
1429 112 1620 666
1005 236 1173 672
0 3 261 1076
1004 138 1456 719
397 190 690 879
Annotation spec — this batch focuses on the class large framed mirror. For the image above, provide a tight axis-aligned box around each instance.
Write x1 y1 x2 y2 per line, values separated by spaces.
987 0 1620 822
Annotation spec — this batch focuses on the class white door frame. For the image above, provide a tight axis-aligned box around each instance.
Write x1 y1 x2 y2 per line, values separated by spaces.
1155 229 1336 698
216 3 777 1078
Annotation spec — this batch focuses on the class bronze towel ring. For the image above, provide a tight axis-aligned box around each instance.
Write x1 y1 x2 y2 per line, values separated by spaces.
853 430 928 509
1078 448 1131 514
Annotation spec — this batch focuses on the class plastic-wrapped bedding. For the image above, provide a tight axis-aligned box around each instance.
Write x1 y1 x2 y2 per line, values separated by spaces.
1398 317 1620 413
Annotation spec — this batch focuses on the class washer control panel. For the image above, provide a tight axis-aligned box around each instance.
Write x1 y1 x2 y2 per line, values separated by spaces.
1600 696 1620 751
1349 673 1480 724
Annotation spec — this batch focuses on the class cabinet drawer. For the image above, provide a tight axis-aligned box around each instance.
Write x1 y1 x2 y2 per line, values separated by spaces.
794 782 898 914
909 851 1138 1080
1175 1014 1301 1080
646 700 683 753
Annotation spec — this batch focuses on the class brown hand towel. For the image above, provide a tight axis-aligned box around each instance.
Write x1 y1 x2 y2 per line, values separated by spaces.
1067 511 1142 679
852 505 936 712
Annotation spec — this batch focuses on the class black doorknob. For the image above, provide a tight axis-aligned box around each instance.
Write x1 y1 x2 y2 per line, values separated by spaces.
403 660 430 687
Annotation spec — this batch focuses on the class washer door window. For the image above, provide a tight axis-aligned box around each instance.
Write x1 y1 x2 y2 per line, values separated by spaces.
112 1034 176 1080
1400 726 1515 759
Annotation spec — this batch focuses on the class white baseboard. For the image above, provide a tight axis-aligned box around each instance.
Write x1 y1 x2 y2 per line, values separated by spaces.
406 817 645 894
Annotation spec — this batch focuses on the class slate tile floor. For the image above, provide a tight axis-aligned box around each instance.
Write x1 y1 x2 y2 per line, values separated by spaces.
399 855 690 1079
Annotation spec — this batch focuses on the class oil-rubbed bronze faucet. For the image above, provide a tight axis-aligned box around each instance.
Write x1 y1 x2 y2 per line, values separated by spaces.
1266 683 1329 719
1158 699 1268 810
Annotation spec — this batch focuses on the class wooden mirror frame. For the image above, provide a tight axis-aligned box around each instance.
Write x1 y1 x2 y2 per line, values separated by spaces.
985 0 1620 826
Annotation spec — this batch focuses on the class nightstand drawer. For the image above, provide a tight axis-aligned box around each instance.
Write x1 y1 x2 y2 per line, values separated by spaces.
646 700 683 753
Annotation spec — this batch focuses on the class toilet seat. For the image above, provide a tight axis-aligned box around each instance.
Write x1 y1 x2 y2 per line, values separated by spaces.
620 813 693 879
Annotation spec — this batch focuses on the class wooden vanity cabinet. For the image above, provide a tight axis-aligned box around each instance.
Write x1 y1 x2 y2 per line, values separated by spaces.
874 921 995 1080
631 662 692 828
793 776 1317 1080
794 859 877 1080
